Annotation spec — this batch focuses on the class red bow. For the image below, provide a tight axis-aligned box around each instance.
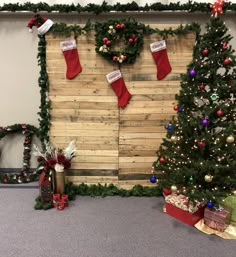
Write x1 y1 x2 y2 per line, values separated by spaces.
210 0 225 17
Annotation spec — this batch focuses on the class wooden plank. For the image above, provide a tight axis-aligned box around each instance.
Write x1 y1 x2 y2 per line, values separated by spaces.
50 109 118 117
50 129 118 137
66 175 119 183
119 168 155 175
119 162 154 169
119 157 156 163
119 150 156 157
120 133 166 139
75 150 118 157
49 95 116 102
71 163 119 170
50 122 119 130
120 113 173 121
74 156 118 163
51 136 118 144
119 144 161 151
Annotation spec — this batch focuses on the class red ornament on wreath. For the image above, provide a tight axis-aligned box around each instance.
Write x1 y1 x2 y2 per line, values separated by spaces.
3 176 8 184
159 157 166 163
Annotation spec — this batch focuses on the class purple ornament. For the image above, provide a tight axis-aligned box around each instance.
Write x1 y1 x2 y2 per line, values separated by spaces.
189 68 197 77
201 119 209 126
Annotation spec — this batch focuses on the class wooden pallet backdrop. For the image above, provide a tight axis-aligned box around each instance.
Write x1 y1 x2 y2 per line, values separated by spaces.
46 24 195 189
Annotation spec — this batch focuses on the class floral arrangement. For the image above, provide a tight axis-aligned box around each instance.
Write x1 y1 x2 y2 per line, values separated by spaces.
33 140 76 172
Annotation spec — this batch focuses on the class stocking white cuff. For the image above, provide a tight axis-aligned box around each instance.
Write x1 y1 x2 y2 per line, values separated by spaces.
150 40 166 53
60 40 77 52
106 70 122 84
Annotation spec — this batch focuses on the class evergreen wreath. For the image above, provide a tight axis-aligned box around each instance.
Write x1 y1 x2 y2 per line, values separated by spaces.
95 18 149 65
0 124 39 183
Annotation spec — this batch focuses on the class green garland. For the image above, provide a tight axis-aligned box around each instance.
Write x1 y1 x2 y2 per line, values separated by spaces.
0 1 235 14
37 35 50 148
0 124 39 183
34 182 162 210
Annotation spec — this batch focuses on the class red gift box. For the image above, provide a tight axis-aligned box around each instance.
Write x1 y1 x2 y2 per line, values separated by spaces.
53 193 60 208
204 207 231 232
165 202 205 226
62 194 69 207
56 200 65 211
164 194 205 226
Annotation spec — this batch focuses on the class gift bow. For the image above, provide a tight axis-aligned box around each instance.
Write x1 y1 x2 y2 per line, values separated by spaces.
210 0 225 17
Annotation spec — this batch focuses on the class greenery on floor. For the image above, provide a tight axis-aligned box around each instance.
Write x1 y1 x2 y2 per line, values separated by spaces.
35 182 162 210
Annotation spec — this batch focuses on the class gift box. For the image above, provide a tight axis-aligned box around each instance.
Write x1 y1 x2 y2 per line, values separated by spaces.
165 194 205 226
223 195 236 226
204 206 232 232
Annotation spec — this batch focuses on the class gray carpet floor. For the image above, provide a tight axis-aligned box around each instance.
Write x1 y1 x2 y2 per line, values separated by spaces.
0 186 235 257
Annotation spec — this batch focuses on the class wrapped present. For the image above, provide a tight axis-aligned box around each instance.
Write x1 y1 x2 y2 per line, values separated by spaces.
223 195 236 226
165 194 205 226
204 206 232 232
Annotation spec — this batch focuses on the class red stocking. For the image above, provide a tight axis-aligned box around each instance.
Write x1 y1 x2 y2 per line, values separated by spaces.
106 70 131 108
150 40 172 80
60 39 82 79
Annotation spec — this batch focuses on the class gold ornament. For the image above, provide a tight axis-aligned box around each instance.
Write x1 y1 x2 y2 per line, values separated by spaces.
226 135 235 143
171 185 177 192
204 174 213 182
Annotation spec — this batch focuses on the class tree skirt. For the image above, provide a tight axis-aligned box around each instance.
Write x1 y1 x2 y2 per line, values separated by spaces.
195 219 236 240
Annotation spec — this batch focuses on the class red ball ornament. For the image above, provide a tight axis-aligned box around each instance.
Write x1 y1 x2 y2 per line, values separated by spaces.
129 38 133 43
159 157 166 163
116 24 121 29
199 84 205 90
106 40 111 45
216 109 223 117
173 105 179 111
113 56 118 61
103 37 108 43
198 141 205 147
224 58 230 65
120 23 125 29
3 176 8 183
202 49 209 55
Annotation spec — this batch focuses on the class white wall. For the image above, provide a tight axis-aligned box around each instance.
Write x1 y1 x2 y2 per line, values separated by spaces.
0 3 236 168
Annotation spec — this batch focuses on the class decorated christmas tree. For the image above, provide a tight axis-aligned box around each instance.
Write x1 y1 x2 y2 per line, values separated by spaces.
152 1 236 207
